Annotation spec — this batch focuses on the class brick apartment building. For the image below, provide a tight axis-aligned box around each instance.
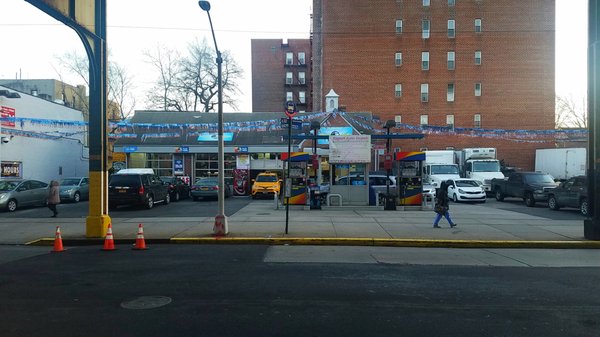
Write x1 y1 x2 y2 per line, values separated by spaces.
251 39 312 112
310 0 556 170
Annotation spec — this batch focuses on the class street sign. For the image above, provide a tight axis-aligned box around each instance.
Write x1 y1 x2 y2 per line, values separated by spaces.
284 101 297 118
280 118 302 130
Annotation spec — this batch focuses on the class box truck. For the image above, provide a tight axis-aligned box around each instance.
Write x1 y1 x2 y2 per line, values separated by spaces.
454 148 504 192
535 148 586 181
423 150 460 187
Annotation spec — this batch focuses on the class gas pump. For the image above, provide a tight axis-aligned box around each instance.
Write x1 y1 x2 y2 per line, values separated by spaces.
394 151 426 206
281 152 310 205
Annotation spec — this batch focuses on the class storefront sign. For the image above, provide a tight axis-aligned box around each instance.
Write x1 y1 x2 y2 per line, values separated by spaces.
1 162 22 178
329 135 371 163
197 133 234 142
236 154 250 169
123 146 138 153
1 106 15 127
173 159 184 174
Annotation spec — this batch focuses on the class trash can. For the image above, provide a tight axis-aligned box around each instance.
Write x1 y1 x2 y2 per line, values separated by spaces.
310 185 322 210
384 194 397 210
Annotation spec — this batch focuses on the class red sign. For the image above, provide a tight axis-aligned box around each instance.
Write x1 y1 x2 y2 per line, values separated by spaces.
1 106 15 127
384 154 393 170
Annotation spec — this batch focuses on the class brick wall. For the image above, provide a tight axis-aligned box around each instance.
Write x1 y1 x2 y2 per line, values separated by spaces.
313 0 556 169
251 39 312 112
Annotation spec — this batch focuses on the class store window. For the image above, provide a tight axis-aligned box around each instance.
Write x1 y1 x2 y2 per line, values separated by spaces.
146 153 174 177
194 153 236 181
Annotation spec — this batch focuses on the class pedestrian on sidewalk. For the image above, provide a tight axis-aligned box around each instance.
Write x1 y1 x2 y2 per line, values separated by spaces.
433 180 457 228
47 180 60 218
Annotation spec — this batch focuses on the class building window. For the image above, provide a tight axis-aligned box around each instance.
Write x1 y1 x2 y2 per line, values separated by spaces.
146 153 174 177
420 115 429 127
395 115 402 124
299 91 306 104
474 114 481 128
298 72 306 84
421 84 429 102
422 20 430 39
447 51 455 70
448 0 455 6
395 52 403 66
395 83 402 98
447 83 455 102
421 52 430 70
448 20 455 38
423 0 430 6
475 51 482 65
298 52 306 65
195 153 236 180
395 19 403 33
475 19 482 33
286 72 293 84
446 114 455 129
286 92 293 101
285 52 293 65
475 82 482 96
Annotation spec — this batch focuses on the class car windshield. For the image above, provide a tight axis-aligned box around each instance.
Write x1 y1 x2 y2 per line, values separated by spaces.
472 161 501 172
60 179 80 186
196 178 218 186
524 174 555 184
256 175 277 182
456 180 480 187
0 181 19 191
431 165 459 175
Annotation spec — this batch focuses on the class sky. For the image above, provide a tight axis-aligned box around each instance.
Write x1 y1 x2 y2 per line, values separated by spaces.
0 0 588 114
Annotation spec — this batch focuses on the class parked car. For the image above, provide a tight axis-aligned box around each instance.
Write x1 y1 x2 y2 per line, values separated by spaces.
160 176 190 202
59 177 89 203
191 177 231 201
491 171 558 207
251 172 281 199
547 175 589 216
0 179 49 212
108 169 170 209
447 178 487 203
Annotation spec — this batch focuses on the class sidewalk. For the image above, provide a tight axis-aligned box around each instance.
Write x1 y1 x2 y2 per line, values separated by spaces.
1 201 597 248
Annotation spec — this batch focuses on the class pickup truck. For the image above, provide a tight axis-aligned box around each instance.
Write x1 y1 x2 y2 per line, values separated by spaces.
491 172 558 207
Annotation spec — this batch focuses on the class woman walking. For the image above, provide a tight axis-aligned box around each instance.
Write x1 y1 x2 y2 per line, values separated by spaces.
47 180 60 217
433 180 457 228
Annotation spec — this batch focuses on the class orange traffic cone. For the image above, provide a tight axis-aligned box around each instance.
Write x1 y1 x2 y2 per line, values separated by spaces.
102 223 116 251
132 223 148 250
51 226 65 253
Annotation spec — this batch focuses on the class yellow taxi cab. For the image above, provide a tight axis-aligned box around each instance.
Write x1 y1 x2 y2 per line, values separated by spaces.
251 172 281 199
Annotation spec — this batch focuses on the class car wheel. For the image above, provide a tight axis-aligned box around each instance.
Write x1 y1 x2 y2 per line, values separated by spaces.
453 194 458 203
7 199 17 212
145 195 154 209
252 194 257 199
73 192 81 203
164 193 170 205
580 198 589 216
174 192 180 202
548 195 560 210
495 189 504 201
525 193 536 207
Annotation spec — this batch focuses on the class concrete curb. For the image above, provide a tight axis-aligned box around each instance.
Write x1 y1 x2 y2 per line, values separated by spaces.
26 237 600 249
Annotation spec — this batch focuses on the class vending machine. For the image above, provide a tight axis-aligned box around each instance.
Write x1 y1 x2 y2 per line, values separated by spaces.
394 151 426 206
281 152 310 205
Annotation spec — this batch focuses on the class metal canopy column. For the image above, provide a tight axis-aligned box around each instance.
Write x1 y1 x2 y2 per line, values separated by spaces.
26 0 111 237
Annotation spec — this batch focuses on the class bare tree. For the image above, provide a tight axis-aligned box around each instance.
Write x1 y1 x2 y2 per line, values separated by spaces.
556 95 588 128
144 39 243 112
55 51 136 121
143 46 181 111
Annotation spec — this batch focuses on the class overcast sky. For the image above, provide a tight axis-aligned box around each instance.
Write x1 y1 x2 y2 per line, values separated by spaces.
0 0 587 114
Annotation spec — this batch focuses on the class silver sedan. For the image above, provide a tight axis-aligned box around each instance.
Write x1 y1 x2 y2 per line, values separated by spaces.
0 179 49 212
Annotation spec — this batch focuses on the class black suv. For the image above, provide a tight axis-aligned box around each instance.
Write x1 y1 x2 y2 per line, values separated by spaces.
108 170 170 209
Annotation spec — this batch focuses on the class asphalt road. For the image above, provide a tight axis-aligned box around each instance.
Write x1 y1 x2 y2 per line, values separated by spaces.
0 194 585 221
1 244 599 337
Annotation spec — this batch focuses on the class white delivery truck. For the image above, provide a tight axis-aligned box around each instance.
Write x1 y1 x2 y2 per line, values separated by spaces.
423 150 461 187
454 148 504 192
535 148 586 181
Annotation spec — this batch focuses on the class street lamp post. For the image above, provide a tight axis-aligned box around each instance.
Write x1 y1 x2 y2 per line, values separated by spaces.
383 120 396 210
310 120 320 184
199 0 227 235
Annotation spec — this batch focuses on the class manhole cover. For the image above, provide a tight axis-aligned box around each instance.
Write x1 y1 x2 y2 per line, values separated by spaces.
121 296 172 310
